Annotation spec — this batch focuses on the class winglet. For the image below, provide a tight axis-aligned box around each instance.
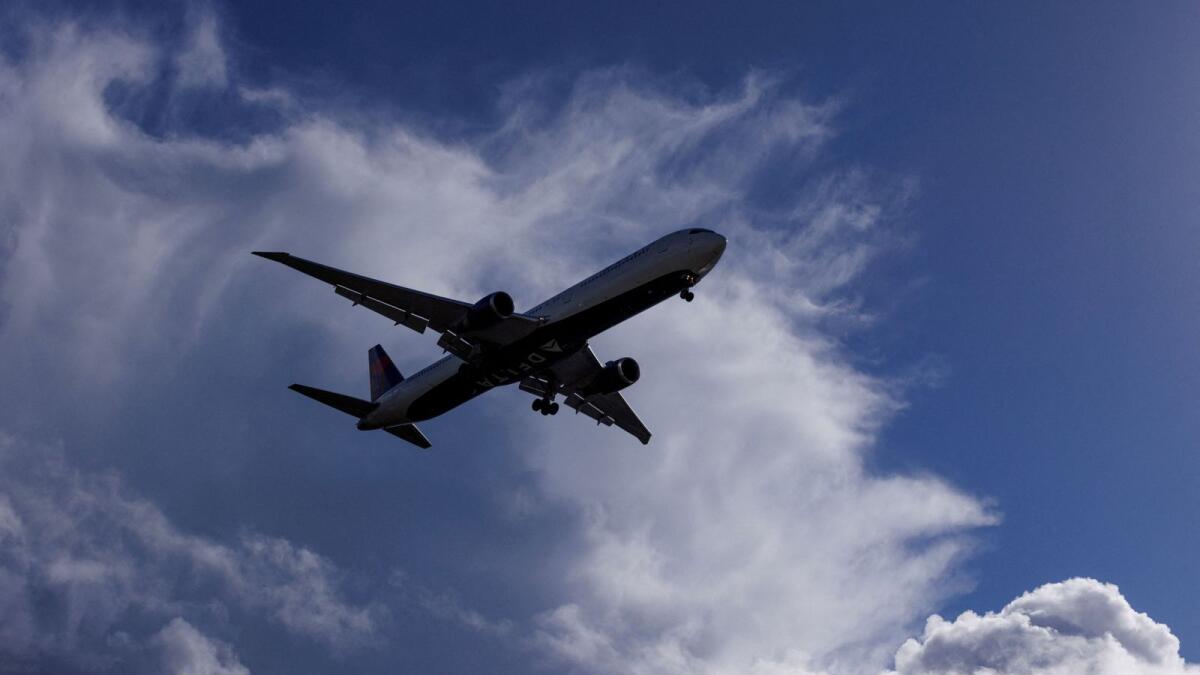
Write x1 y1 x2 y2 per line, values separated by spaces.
251 251 291 262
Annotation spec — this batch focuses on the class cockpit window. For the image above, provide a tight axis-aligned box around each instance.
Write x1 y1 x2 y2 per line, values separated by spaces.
688 228 711 234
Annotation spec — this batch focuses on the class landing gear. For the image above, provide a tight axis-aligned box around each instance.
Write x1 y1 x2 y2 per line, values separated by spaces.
532 398 560 415
679 271 698 302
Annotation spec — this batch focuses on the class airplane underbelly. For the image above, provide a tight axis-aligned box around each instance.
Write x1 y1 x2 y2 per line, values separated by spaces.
406 340 579 420
558 269 692 336
405 379 478 421
406 268 692 422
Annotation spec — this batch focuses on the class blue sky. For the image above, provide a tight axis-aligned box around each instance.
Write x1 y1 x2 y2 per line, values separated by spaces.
1 1 1197 673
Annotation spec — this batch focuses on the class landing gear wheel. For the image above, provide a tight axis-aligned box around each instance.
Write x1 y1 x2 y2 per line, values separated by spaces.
532 399 544 412
681 289 695 302
548 402 560 415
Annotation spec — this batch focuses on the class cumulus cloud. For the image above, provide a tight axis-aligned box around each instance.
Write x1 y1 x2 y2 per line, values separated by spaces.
152 618 249 675
890 578 1199 675
0 432 380 672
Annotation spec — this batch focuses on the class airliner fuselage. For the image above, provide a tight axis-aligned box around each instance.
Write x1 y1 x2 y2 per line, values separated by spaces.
361 229 726 428
255 227 726 446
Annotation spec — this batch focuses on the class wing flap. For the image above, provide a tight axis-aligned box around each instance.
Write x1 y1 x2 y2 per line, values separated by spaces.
563 393 615 426
518 377 553 398
335 285 430 333
577 391 650 444
253 252 469 332
522 346 652 445
254 251 542 354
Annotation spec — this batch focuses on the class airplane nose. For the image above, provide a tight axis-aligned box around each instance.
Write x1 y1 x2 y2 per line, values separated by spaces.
691 231 727 277
709 232 727 256
701 231 726 261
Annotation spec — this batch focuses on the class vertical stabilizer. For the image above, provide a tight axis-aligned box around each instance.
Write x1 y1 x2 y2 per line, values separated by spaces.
369 344 404 401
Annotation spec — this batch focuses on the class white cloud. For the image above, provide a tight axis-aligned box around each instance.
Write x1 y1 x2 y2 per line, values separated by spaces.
890 578 1200 675
175 10 228 89
0 432 380 670
0 13 989 673
152 618 249 675
521 246 994 673
238 535 377 648
11 12 1186 675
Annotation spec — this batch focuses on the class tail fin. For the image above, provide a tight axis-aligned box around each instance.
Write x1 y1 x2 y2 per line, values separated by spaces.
369 344 404 401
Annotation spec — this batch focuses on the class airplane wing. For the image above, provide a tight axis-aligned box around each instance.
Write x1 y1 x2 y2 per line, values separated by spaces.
520 346 652 445
252 252 542 359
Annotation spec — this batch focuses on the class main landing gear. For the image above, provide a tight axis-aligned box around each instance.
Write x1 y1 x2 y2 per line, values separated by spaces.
680 289 695 302
532 397 560 415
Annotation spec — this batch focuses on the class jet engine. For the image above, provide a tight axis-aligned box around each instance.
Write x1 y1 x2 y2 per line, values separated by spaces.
460 291 515 331
581 357 641 395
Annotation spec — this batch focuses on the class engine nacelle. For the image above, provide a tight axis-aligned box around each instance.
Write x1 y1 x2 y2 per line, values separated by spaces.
460 291 515 332
581 357 641 396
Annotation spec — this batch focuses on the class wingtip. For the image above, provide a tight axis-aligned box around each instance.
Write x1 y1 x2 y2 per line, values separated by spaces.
251 251 290 261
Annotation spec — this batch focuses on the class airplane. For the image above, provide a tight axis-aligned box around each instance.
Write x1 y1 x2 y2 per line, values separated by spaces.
253 228 726 447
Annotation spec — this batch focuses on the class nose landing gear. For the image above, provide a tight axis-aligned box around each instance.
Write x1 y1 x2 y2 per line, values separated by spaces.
680 272 697 302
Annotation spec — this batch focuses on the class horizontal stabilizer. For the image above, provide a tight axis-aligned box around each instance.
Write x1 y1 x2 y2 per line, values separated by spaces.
384 423 432 449
288 384 376 418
